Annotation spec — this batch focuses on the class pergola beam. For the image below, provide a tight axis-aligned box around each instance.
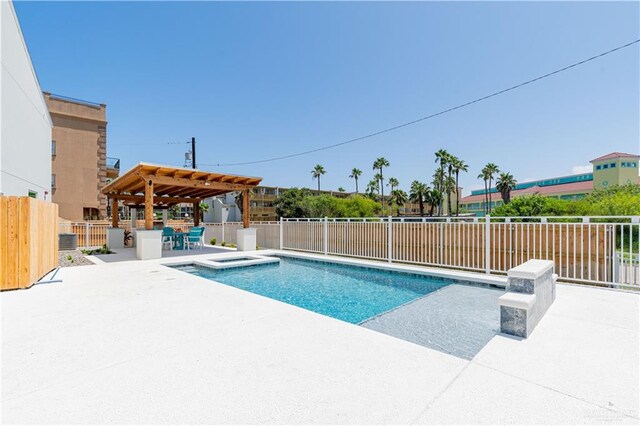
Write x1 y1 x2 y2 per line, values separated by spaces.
139 174 255 192
112 194 203 205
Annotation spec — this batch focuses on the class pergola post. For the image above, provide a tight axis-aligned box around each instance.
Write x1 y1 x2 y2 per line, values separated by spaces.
144 178 154 230
193 201 200 226
111 197 119 228
242 189 250 228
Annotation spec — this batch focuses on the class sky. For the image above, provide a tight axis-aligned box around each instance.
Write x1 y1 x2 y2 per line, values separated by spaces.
15 1 640 195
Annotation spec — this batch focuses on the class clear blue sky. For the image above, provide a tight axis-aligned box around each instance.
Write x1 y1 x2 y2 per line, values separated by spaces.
15 1 640 195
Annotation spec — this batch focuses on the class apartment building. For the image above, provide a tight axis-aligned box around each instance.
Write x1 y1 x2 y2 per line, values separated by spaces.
45 93 119 220
0 1 52 199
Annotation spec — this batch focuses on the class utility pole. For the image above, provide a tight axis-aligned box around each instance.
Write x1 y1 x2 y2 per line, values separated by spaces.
191 137 196 169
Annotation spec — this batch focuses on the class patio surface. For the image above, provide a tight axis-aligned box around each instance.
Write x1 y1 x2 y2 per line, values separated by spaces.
90 245 234 263
2 250 639 424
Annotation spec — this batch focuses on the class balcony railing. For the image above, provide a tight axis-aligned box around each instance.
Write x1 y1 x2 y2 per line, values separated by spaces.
106 157 120 170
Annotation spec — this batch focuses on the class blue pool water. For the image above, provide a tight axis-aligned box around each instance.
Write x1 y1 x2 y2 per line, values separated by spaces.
173 257 451 324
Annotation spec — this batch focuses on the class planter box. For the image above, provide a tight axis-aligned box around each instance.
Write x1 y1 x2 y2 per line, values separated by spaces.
237 228 256 251
107 227 125 249
136 230 162 260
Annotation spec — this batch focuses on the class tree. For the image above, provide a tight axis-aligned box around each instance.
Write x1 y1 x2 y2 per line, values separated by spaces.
198 201 210 222
273 188 312 218
478 168 490 214
373 157 390 208
349 168 362 194
373 173 383 201
311 164 326 194
389 189 408 216
434 149 450 215
483 163 500 214
426 189 442 216
337 187 346 193
444 176 457 216
365 179 379 201
451 157 468 216
387 177 399 193
496 172 517 204
409 181 429 216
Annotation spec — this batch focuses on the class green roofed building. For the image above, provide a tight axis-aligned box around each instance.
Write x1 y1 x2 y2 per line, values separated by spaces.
459 152 639 216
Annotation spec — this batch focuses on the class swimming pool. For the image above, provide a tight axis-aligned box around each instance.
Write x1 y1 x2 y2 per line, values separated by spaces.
172 256 452 323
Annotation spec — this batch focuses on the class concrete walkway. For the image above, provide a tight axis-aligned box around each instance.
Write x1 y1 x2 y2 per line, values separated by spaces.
2 252 638 424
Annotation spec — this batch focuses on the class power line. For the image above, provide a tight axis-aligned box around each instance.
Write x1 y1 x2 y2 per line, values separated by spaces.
200 39 639 168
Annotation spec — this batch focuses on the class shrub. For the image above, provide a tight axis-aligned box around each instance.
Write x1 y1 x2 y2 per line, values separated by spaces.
210 238 217 245
221 241 226 247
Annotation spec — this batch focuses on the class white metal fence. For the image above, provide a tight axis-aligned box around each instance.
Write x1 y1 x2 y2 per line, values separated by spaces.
58 216 639 289
282 216 640 290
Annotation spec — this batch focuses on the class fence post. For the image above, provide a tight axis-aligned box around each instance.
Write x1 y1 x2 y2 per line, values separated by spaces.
485 215 491 274
388 216 393 263
323 217 328 255
279 218 283 250
85 222 90 248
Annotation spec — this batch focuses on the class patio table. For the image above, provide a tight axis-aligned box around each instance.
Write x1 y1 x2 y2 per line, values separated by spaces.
173 232 186 250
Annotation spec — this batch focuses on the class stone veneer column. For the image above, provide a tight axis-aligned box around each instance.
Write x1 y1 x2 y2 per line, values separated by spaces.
97 120 107 219
499 259 557 338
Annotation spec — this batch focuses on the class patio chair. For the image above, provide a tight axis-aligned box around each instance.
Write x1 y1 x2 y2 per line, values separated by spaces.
185 227 205 250
162 227 175 250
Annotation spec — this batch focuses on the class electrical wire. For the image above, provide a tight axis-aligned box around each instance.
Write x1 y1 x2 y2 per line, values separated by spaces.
200 39 639 168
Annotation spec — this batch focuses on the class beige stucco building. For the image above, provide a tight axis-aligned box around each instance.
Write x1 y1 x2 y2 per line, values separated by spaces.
45 93 119 220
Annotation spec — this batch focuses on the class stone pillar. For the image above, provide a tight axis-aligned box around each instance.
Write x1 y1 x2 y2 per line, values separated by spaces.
130 208 137 229
499 260 557 338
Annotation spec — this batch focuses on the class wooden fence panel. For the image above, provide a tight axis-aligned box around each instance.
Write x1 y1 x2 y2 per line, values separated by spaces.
0 196 58 290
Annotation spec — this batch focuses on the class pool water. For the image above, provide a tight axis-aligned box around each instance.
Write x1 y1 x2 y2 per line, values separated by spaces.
173 257 451 324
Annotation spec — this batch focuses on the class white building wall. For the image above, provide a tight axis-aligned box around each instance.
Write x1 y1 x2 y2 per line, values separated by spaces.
0 0 52 200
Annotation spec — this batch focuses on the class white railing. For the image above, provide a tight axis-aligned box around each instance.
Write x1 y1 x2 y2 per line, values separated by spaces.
58 216 639 289
281 216 640 290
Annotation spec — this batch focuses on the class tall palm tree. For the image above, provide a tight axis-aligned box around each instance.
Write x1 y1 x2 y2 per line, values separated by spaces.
409 181 429 216
389 189 408 216
311 164 326 194
373 172 383 201
366 179 379 201
478 168 490 214
373 157 390 208
426 189 442 217
451 157 468 216
349 168 362 194
484 163 500 213
434 149 450 215
387 177 399 193
445 155 458 216
496 172 517 204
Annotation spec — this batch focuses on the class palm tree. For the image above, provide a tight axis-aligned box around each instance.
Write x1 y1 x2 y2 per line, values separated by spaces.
311 164 326 194
426 189 442 216
387 177 399 193
373 172 383 201
366 179 379 201
198 201 210 222
478 168 490 214
444 176 456 216
373 157 390 208
434 149 450 215
484 163 500 213
349 168 362 194
451 157 468 216
409 181 429 216
496 172 517 204
337 187 346 193
389 189 408 216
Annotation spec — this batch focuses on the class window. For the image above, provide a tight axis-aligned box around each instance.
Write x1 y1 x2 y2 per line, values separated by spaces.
51 174 56 188
603 164 609 169
28 190 37 198
596 165 602 170
632 162 637 168
610 163 616 168
622 162 627 168
51 140 56 157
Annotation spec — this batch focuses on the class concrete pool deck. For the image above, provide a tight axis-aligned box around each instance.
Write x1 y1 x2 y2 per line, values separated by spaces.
2 250 639 424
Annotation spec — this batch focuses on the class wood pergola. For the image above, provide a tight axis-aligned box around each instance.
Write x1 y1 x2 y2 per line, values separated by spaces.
101 163 262 230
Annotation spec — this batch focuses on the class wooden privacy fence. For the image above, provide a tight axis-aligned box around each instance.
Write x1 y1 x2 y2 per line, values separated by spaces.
283 217 639 289
0 196 58 290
